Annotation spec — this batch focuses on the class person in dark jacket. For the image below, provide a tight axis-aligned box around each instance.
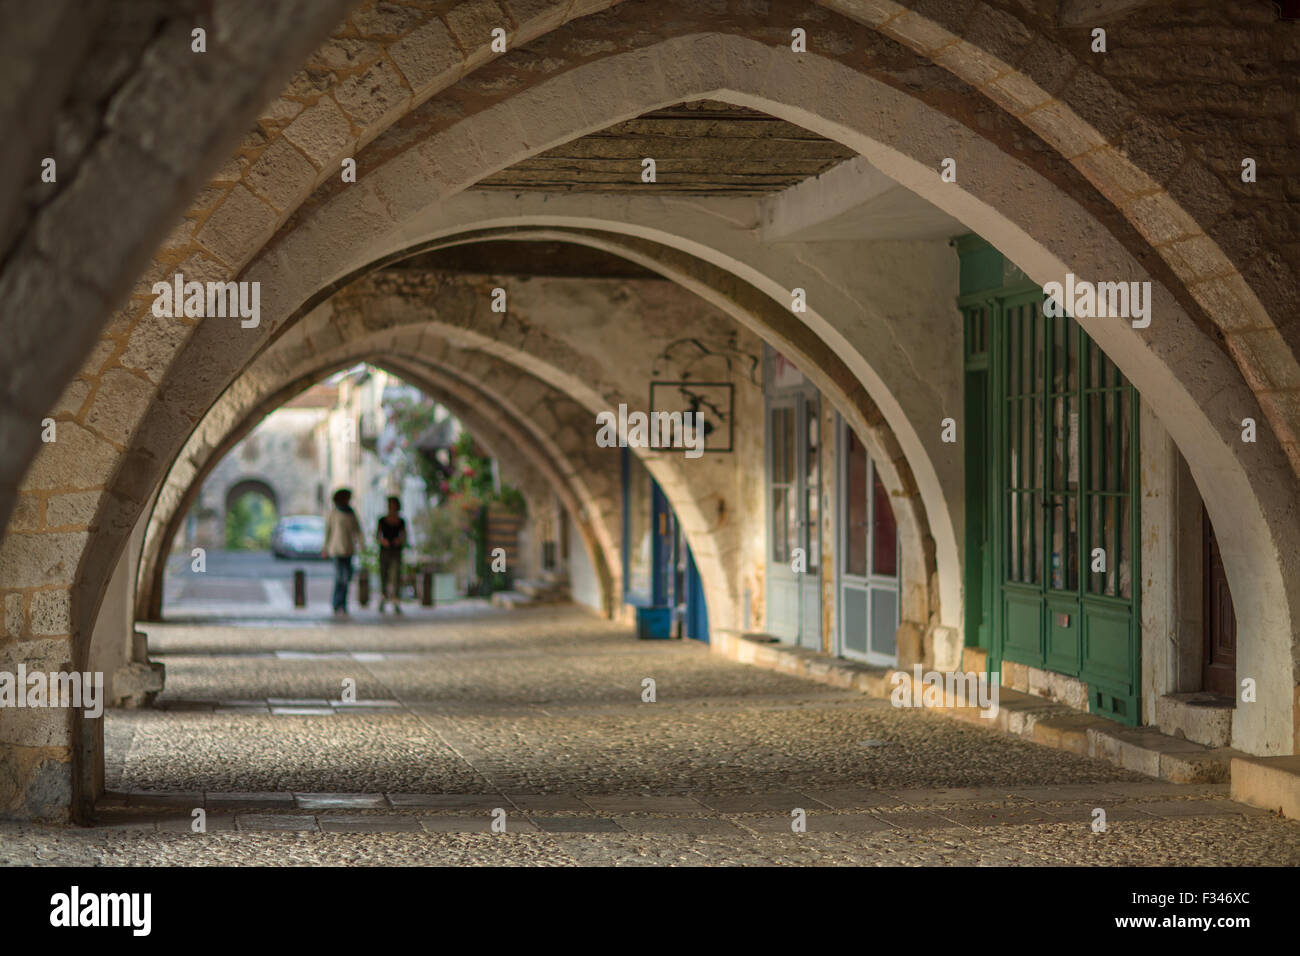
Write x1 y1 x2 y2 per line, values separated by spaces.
377 495 407 614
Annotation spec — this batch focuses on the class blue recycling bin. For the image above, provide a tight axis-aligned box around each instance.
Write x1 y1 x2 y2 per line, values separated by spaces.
635 605 672 639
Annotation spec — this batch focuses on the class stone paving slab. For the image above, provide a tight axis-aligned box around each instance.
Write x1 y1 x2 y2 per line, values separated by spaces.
94 814 164 831
1135 798 1272 818
797 788 907 810
236 814 319 832
888 786 1033 807
1106 781 1231 799
743 813 897 834
331 700 403 708
319 815 423 833
505 794 593 811
158 814 237 833
267 698 331 706
530 816 625 833
128 790 204 807
386 793 505 809
613 816 745 835
205 791 297 807
417 816 539 834
695 791 820 812
932 806 1064 828
1009 784 1128 802
579 794 707 812
1039 802 1180 823
294 793 390 809
872 809 968 831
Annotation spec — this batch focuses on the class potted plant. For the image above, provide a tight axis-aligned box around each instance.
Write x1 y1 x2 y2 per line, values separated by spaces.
418 503 470 603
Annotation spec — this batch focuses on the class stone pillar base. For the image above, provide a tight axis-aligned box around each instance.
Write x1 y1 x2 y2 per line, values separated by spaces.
112 660 165 709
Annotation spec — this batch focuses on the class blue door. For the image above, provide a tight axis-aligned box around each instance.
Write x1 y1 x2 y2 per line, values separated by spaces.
684 546 709 642
670 519 709 643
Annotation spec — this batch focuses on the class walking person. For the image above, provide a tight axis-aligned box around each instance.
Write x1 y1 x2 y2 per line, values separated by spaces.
377 495 407 614
324 488 363 617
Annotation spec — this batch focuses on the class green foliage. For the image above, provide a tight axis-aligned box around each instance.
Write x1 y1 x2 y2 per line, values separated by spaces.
417 504 472 573
447 432 527 515
385 399 525 591
225 493 276 551
385 395 445 492
495 484 527 515
447 432 493 498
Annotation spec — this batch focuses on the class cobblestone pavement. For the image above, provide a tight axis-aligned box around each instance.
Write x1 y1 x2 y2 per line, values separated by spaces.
3 606 1298 866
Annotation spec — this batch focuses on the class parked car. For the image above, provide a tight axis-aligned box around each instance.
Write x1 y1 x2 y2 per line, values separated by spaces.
271 515 327 559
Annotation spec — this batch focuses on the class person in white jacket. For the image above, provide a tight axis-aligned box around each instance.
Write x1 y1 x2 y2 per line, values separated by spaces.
324 488 363 616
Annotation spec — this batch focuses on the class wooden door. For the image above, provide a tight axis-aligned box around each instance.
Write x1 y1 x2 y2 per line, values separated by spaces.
1202 508 1237 698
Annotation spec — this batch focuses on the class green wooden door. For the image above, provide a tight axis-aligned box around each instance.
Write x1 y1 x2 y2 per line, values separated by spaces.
960 238 1141 724
963 301 993 653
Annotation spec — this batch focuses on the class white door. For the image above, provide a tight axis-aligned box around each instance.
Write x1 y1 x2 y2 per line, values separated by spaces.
836 415 899 666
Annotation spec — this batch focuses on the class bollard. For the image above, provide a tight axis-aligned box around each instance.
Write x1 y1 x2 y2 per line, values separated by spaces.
293 569 306 607
421 570 434 607
358 570 370 607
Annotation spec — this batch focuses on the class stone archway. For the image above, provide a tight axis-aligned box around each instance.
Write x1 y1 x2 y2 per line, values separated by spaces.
5 1 1300 823
135 340 624 624
219 476 279 551
179 34 1288 754
223 477 278 513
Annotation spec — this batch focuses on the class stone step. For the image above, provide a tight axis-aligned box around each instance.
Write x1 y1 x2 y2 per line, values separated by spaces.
490 590 530 609
515 578 569 600
1230 755 1300 820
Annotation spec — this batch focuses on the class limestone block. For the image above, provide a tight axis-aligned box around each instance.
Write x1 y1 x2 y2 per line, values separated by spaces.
244 136 319 213
112 660 165 709
1230 755 1300 821
195 184 279 268
884 9 957 56
444 0 509 56
2 596 23 640
1160 748 1239 784
0 532 89 589
47 378 92 418
928 625 962 672
1001 659 1029 693
84 368 156 447
895 621 922 669
960 645 987 673
119 309 196 381
1156 692 1234 749
333 56 410 134
6 496 41 533
282 97 354 170
21 756 75 822
28 590 71 636
352 4 423 39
